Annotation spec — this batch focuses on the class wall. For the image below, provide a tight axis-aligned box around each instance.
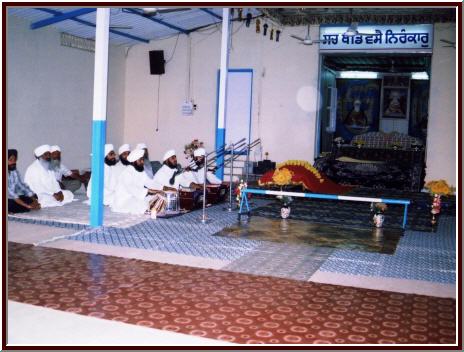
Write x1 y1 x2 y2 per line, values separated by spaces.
124 23 320 165
7 15 126 174
426 22 456 186
124 21 456 186
8 15 456 187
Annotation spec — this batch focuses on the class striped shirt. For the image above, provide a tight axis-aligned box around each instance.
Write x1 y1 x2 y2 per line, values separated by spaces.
8 169 34 199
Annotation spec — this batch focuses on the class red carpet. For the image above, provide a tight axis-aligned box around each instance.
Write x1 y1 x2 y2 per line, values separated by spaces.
259 161 353 195
8 242 455 344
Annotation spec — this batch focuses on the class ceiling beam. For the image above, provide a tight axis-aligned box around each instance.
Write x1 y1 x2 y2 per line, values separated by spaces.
187 12 263 34
262 8 455 25
35 8 150 44
31 8 96 29
200 8 222 20
125 8 189 34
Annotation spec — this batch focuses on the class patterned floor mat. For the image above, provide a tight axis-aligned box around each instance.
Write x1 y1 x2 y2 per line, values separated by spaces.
7 194 146 229
224 243 334 281
8 242 456 345
319 217 456 284
70 203 263 261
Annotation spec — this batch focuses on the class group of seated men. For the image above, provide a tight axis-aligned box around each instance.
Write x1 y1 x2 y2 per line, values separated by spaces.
8 145 80 213
8 142 222 215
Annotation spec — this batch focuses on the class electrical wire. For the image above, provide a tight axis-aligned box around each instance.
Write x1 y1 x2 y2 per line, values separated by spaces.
155 75 161 132
186 35 192 101
232 20 245 35
165 33 180 63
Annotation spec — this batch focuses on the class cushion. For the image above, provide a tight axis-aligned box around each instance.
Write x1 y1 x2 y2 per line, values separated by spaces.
351 131 422 149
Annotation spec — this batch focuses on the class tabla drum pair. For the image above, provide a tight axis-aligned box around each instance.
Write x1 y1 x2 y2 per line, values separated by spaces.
178 188 202 211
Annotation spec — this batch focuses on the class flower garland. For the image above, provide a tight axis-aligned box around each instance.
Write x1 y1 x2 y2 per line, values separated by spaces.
425 180 454 196
276 160 325 183
371 202 388 214
272 167 293 186
235 179 249 204
183 139 204 160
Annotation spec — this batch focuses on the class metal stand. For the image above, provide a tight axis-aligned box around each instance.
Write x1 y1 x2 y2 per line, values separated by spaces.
237 187 251 221
227 143 234 212
245 142 250 184
200 154 210 223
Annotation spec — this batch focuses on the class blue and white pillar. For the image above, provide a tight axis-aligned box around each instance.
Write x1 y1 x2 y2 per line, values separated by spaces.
215 8 231 180
90 8 110 227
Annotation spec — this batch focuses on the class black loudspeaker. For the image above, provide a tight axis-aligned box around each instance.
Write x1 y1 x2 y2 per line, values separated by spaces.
149 50 165 75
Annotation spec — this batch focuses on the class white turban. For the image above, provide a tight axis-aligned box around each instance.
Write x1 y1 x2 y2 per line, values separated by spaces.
104 144 114 157
136 143 147 150
163 149 176 161
193 148 205 157
50 145 61 153
118 144 130 155
34 144 51 158
127 149 145 163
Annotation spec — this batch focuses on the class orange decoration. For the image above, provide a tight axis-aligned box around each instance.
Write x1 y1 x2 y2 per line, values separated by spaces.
258 160 352 195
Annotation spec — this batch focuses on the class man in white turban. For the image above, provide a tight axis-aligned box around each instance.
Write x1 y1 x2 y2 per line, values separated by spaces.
24 144 74 207
152 149 193 191
111 149 165 215
49 145 82 193
190 148 222 185
86 144 118 206
112 144 131 183
136 143 154 179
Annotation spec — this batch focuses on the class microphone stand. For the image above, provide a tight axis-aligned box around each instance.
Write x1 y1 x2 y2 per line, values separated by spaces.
227 142 235 212
200 154 210 223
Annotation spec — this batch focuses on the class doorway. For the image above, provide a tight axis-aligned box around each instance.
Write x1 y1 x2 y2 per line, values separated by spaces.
317 53 431 155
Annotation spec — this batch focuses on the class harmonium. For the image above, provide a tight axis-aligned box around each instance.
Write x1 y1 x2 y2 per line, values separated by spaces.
178 184 228 211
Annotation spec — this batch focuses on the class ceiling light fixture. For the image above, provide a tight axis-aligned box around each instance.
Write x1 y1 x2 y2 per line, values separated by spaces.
411 72 429 80
340 71 378 79
142 8 158 15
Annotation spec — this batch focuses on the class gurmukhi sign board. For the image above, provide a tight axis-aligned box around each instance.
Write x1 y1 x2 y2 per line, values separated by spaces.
319 24 433 51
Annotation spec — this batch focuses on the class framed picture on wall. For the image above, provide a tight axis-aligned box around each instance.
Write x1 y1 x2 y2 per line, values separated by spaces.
382 88 408 118
335 78 381 141
381 75 410 119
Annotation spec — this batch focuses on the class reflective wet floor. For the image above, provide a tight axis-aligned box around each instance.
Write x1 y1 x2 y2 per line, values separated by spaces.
215 216 403 254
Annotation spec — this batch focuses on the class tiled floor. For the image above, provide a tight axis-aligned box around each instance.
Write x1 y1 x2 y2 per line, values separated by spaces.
8 242 456 345
6 197 458 346
9 301 229 346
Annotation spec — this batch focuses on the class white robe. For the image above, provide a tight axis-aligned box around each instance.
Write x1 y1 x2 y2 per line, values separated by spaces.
86 164 117 206
50 163 72 181
152 164 190 190
112 162 129 185
181 171 197 187
111 166 154 214
193 167 223 185
24 160 74 207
